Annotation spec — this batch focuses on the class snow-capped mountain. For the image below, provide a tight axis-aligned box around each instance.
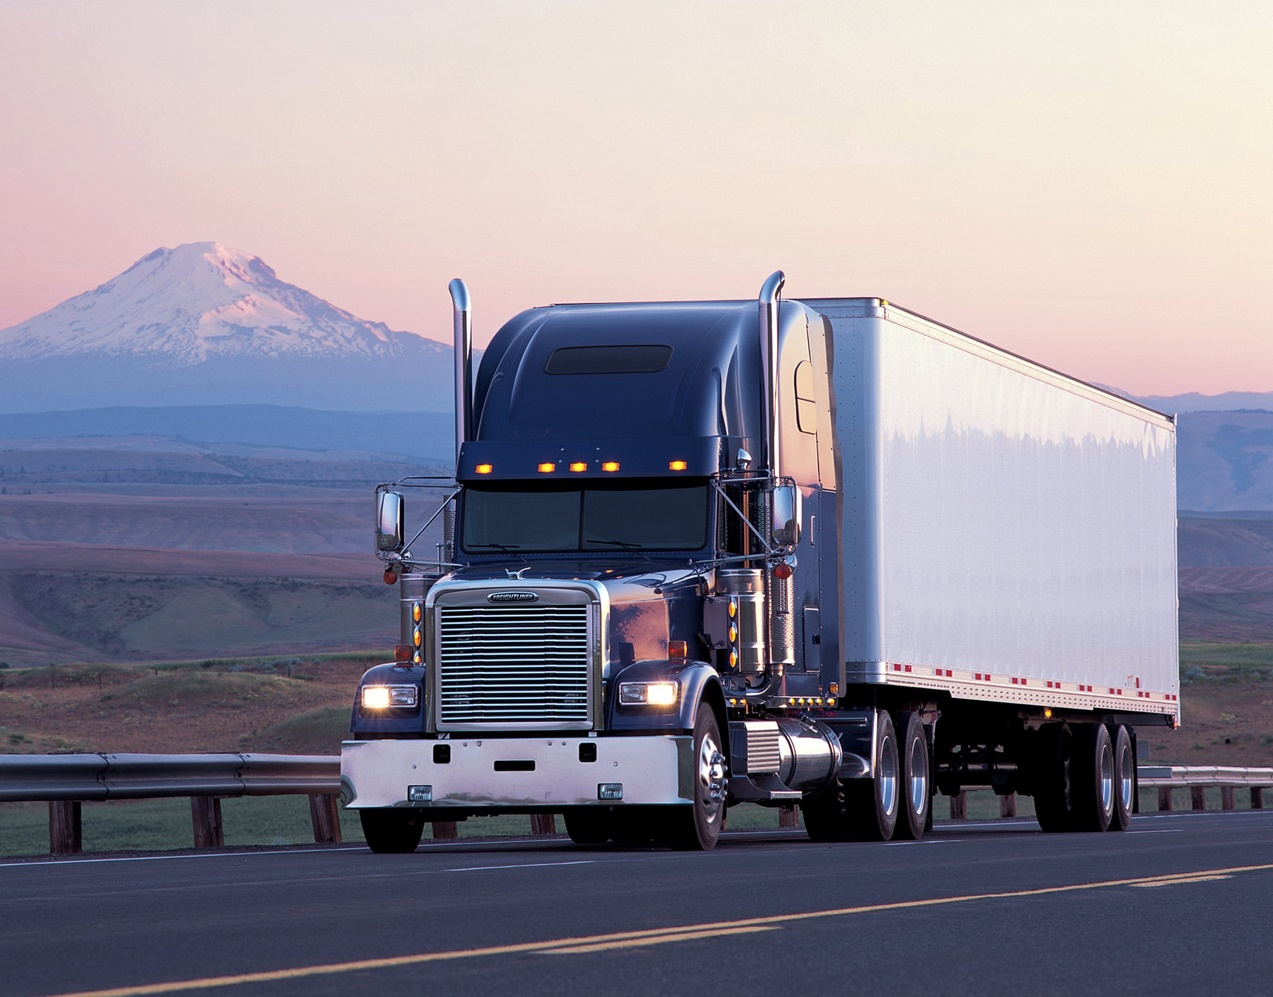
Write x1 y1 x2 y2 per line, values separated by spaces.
0 243 452 412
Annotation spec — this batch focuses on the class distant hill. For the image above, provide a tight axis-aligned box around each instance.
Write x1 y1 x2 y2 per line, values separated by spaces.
0 405 453 463
1175 410 1273 512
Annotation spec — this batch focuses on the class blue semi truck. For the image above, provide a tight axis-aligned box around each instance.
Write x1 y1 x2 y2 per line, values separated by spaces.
340 273 1179 852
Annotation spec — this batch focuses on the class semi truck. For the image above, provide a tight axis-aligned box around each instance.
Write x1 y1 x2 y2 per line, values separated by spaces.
340 272 1179 852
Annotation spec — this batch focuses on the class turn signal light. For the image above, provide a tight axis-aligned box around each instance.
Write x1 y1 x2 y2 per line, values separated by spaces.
668 640 688 660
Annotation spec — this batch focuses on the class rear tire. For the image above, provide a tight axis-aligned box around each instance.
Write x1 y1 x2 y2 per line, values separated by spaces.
1032 722 1075 833
1109 725 1135 832
1071 722 1115 832
802 709 899 842
892 710 930 841
359 808 425 853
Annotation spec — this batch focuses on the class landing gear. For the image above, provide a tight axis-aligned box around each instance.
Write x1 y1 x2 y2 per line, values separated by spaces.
359 808 426 853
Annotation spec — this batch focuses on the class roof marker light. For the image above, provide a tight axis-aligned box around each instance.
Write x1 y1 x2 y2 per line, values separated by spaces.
537 462 556 473
601 461 620 472
569 462 588 473
669 460 688 471
475 463 494 474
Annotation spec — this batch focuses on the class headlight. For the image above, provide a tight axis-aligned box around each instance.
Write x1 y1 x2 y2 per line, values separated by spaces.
618 681 678 707
361 685 419 710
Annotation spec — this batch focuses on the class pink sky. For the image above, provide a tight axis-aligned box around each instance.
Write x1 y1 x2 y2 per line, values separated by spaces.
1 1 1270 396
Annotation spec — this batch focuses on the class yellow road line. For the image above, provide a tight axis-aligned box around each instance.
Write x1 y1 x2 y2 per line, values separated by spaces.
42 862 1273 997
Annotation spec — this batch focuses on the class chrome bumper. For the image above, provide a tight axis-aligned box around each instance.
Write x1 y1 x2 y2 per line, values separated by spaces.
341 735 693 810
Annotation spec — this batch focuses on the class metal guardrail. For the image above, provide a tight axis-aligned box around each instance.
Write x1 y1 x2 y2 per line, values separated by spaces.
0 753 340 854
3 756 1270 856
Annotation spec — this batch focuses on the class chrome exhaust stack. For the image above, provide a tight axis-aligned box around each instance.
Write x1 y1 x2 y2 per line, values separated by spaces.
758 270 786 478
449 278 473 468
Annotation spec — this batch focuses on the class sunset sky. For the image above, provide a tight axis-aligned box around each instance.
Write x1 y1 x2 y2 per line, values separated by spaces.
2 0 1269 396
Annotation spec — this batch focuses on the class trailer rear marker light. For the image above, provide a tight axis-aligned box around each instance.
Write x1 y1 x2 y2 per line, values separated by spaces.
537 462 557 473
668 460 688 471
475 463 494 474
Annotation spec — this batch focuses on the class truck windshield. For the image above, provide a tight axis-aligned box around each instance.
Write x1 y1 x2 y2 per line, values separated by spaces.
461 480 709 553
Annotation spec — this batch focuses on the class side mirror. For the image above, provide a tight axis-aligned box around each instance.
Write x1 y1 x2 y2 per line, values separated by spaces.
771 483 801 547
376 490 405 552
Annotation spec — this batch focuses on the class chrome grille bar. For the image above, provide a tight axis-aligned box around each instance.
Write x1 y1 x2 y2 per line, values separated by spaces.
437 605 592 729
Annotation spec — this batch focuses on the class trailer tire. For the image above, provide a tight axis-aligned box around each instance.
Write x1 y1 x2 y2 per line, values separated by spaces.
663 707 726 851
1072 722 1115 832
359 808 426 853
1032 722 1075 832
1109 725 1134 832
892 710 930 840
563 809 614 845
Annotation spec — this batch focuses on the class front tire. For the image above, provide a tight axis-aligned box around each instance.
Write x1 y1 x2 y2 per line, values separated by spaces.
359 808 425 853
663 707 727 850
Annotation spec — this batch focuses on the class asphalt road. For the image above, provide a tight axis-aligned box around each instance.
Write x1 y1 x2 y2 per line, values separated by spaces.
3 810 1272 997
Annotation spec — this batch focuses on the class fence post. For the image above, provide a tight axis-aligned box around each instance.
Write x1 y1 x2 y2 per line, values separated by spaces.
1190 786 1207 812
308 794 342 844
530 814 557 836
778 804 799 828
949 792 967 820
49 801 82 855
431 821 458 839
1157 786 1173 811
999 793 1017 818
191 797 224 848
1252 787 1264 810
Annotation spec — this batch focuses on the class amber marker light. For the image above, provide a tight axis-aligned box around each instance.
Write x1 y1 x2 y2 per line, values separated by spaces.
668 460 688 471
668 640 688 660
475 463 494 474
537 462 556 473
601 461 620 472
569 462 588 473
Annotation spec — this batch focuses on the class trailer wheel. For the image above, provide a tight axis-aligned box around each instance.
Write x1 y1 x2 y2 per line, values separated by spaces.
663 707 726 850
1032 722 1075 832
892 710 930 840
563 809 614 845
359 808 425 853
1072 722 1115 832
1109 725 1134 831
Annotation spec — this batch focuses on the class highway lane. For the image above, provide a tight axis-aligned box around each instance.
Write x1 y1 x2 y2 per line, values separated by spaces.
3 810 1272 997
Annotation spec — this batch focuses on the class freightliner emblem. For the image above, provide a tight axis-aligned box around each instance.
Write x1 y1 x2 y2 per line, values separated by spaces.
487 591 539 603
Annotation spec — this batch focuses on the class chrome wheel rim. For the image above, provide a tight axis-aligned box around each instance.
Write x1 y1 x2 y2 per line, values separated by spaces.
907 735 929 815
698 730 726 826
878 734 898 817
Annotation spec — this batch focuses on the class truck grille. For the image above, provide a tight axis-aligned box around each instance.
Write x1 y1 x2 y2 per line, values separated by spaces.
437 605 592 728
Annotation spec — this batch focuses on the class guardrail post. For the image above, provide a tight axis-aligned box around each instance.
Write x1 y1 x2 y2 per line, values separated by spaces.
949 791 967 820
1221 786 1235 811
1157 786 1173 811
1190 786 1206 812
191 796 224 848
49 801 82 855
308 794 342 844
530 814 557 836
999 793 1017 818
1253 788 1264 810
431 821 458 839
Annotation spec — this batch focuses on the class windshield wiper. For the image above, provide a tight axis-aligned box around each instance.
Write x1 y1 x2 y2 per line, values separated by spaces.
586 538 652 560
467 543 524 554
